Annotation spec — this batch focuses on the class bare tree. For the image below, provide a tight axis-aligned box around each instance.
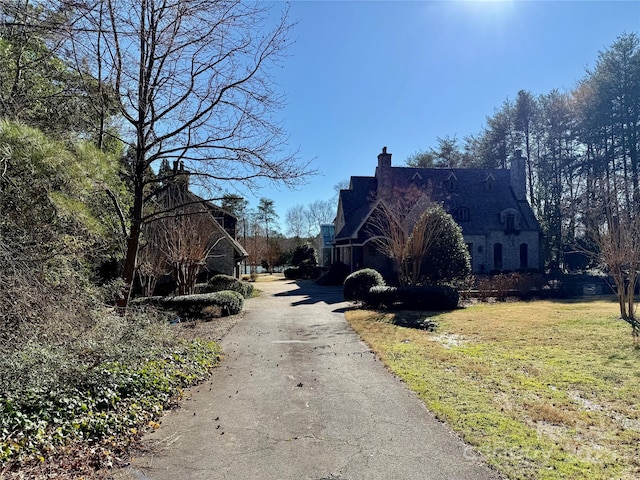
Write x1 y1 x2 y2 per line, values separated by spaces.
244 213 264 275
305 199 334 237
333 179 350 198
142 180 225 295
158 208 220 296
264 235 283 274
286 204 307 242
587 192 640 337
366 185 436 286
66 0 311 306
366 184 470 286
136 228 168 297
257 197 278 272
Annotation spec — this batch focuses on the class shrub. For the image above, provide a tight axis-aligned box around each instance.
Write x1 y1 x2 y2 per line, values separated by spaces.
362 285 398 308
202 274 253 298
364 285 458 311
398 285 459 310
343 268 385 302
298 258 321 279
284 266 301 279
206 291 244 316
139 291 244 318
477 273 545 301
316 261 351 286
284 261 321 280
290 245 316 266
419 207 471 285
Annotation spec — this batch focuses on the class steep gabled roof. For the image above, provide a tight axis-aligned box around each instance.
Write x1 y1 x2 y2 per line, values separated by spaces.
389 166 539 234
153 182 248 258
334 176 376 241
335 164 539 244
209 216 248 258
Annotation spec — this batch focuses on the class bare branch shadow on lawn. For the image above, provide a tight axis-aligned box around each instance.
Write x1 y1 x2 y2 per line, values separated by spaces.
541 295 619 304
474 294 619 305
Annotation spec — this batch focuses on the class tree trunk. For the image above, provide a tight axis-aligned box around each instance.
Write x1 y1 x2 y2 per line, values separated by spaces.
119 161 146 309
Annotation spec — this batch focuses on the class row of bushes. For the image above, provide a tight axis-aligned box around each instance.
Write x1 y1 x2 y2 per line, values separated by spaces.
473 272 614 301
364 285 459 311
137 291 244 319
284 260 322 280
475 272 545 301
134 275 252 320
339 268 612 306
343 268 459 311
198 274 254 298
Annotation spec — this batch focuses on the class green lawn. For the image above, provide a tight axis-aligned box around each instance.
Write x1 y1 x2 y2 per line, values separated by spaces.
346 298 640 480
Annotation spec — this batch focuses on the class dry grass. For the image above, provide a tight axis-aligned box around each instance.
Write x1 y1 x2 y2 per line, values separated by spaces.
346 298 640 480
251 273 286 283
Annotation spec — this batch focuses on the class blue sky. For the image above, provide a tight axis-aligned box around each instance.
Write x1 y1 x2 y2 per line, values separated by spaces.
245 0 639 232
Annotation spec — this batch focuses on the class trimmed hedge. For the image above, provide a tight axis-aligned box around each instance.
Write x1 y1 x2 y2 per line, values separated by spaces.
476 272 546 301
284 267 299 279
284 259 322 280
343 268 385 302
139 291 244 318
316 261 351 286
201 274 254 298
363 285 459 311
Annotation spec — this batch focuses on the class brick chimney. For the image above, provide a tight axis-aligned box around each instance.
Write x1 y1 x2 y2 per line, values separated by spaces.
172 160 190 191
510 149 526 201
377 146 392 168
375 146 392 194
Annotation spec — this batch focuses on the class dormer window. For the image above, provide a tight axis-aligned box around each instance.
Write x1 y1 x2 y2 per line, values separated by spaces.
500 208 520 234
485 174 495 192
444 173 457 191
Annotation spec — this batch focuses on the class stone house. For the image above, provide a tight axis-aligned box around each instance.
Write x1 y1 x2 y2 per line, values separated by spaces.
333 147 542 278
201 202 248 278
153 162 248 280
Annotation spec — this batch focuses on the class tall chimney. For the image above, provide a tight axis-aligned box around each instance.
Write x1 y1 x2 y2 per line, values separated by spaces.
377 146 392 169
510 150 526 201
375 146 392 195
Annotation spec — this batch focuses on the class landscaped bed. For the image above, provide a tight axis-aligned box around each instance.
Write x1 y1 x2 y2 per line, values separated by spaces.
346 298 640 480
0 275 263 479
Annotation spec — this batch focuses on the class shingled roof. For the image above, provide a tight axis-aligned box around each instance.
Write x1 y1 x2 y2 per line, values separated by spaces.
335 150 539 244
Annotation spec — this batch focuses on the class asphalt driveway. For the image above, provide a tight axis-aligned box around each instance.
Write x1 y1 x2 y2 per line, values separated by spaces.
123 279 501 480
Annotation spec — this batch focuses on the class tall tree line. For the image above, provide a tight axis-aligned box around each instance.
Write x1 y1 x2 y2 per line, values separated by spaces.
417 33 639 272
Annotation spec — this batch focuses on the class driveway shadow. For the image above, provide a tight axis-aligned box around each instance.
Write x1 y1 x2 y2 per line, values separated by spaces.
274 280 348 307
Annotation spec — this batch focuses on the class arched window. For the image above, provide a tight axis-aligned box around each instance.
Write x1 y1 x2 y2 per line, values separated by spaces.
454 207 470 222
493 243 503 270
520 243 528 269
